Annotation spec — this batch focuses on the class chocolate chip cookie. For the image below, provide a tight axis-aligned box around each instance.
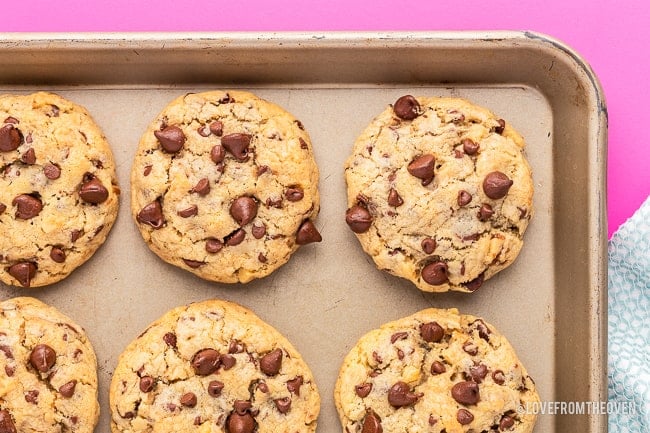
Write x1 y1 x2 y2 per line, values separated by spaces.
344 96 533 292
109 299 320 433
131 90 321 284
0 297 100 432
334 308 539 433
0 92 120 288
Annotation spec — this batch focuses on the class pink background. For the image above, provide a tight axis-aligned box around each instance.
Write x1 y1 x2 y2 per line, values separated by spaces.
3 0 649 238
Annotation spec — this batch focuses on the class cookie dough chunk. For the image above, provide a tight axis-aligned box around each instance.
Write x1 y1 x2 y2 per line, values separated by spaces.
109 299 320 433
0 297 100 433
131 90 321 284
344 96 533 292
334 308 539 433
0 92 120 288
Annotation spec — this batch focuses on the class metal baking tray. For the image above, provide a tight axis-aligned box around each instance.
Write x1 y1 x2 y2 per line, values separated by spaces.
0 32 607 433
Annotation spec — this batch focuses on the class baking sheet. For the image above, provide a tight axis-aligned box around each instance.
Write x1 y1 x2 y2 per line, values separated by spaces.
0 32 607 433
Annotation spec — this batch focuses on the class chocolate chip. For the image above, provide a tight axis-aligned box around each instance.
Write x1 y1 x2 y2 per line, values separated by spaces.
390 332 408 344
79 175 109 204
457 190 472 207
282 376 303 396
209 121 224 136
21 148 36 165
225 228 246 246
191 349 221 376
220 354 236 370
421 261 448 286
233 400 253 415
256 165 269 177
181 392 197 408
393 95 420 120
50 247 66 263
257 381 269 393
492 370 506 385
457 408 474 425
4 116 18 124
4 366 14 377
428 415 437 426
226 412 256 433
387 188 404 207
285 186 304 202
472 319 492 341
12 194 42 219
206 238 224 253
191 178 210 196
361 410 382 433
463 341 478 355
431 361 446 375
44 163 61 180
0 409 16 433
469 364 488 383
355 383 372 398
210 145 226 164
296 220 322 245
137 200 164 228
155 125 186 153
464 273 485 292
345 205 372 233
24 389 39 404
387 381 421 408
274 397 291 414
163 332 177 348
8 262 37 287
0 203 6 215
478 203 494 221
30 344 56 372
462 138 479 155
194 416 202 426
372 351 382 364
421 237 436 254
198 125 210 137
71 229 83 242
221 133 251 162
0 124 23 151
420 322 444 343
299 138 308 149
59 380 77 398
483 171 513 199
49 105 60 117
0 346 12 359
230 197 258 226
407 154 435 185
252 223 266 239
257 253 267 263
178 205 198 218
499 415 515 430
451 381 480 405
139 376 155 392
495 119 506 134
260 348 282 376
207 380 224 397
183 259 204 268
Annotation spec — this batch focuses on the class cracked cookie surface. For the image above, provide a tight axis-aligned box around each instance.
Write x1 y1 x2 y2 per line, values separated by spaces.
131 90 321 284
0 92 120 288
344 96 533 292
109 299 320 433
0 297 100 433
334 308 539 433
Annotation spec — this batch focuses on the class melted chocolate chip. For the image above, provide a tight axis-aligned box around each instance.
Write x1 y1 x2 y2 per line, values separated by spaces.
208 380 224 397
407 154 435 185
0 346 12 359
12 194 42 219
59 380 77 398
259 348 282 376
492 370 506 385
155 125 186 153
24 389 39 404
463 341 478 356
225 228 246 246
8 262 37 287
3 116 18 124
211 145 226 164
180 392 197 408
257 253 267 263
71 229 83 242
421 237 436 254
209 121 223 136
483 171 513 199
191 178 210 196
387 188 404 207
178 205 198 218
137 200 164 228
274 397 291 414
285 186 304 202
393 95 420 120
464 273 485 292
469 363 488 383
345 205 373 233
296 220 322 245
140 376 155 392
390 332 408 344
257 381 269 393
251 223 266 239
4 366 14 377
472 319 492 341
44 163 61 179
230 197 258 226
499 414 515 430
478 203 494 221
30 344 56 372
451 381 480 405
50 247 66 263
287 376 304 396
420 321 445 343
431 361 446 375
361 410 382 433
191 349 221 376
221 133 251 162
462 138 479 155
387 381 421 408
457 408 474 425
0 124 23 151
495 119 506 134
299 138 308 149
163 332 177 348
21 148 36 165
457 190 472 207
421 261 448 286
355 382 372 398
220 354 236 370
183 259 204 268
0 203 6 214
205 238 224 253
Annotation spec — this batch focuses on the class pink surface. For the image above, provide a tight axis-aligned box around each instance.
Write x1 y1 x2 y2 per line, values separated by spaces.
3 0 649 238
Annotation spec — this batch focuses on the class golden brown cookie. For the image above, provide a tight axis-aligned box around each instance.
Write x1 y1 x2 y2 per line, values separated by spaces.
131 90 321 284
344 96 533 292
0 92 119 288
